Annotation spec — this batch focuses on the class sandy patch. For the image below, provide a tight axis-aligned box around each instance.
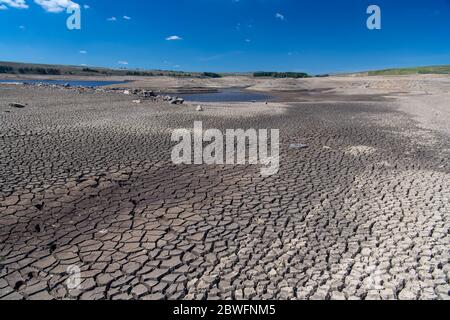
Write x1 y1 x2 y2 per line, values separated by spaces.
346 145 377 157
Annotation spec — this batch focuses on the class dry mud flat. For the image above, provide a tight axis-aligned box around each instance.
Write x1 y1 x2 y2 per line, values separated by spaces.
0 83 449 300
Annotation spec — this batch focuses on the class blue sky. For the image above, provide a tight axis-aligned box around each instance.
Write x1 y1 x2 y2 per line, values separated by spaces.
0 0 449 73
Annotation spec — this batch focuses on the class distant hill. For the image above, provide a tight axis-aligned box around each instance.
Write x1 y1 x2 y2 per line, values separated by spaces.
0 61 220 78
368 65 450 76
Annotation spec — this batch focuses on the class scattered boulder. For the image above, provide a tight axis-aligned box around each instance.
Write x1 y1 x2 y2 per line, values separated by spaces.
196 105 203 112
170 97 184 105
141 90 156 98
132 100 141 104
123 90 131 95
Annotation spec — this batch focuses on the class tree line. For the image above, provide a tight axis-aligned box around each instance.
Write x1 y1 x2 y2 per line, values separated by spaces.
253 72 309 78
0 65 61 75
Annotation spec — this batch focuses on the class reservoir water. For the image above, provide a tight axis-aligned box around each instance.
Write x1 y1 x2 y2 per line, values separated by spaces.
177 89 271 103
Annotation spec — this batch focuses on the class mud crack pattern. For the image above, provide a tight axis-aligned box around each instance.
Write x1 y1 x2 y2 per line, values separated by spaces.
0 86 449 300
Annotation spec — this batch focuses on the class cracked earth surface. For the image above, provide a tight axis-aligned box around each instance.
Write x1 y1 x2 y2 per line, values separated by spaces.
0 85 449 300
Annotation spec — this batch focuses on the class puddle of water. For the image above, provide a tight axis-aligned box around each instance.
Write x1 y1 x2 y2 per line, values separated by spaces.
178 89 272 102
0 79 127 87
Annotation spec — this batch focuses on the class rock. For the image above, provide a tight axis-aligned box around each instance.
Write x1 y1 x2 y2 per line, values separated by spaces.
196 105 203 112
9 103 26 109
289 143 309 150
123 90 131 95
132 100 141 104
141 90 156 98
170 98 184 105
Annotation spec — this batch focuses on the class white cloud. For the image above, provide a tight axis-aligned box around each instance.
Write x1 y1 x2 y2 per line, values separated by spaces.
0 0 83 12
166 35 182 41
79 50 87 54
0 0 29 9
107 16 116 21
275 12 285 20
83 4 88 9
118 61 128 65
123 15 131 20
34 0 80 13
245 38 251 42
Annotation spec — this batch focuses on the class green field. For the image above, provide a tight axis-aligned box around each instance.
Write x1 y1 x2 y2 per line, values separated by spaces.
368 65 450 76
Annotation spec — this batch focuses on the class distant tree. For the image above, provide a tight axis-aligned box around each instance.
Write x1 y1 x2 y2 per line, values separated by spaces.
17 67 61 75
126 71 155 76
202 72 222 78
82 68 100 73
253 72 309 78
0 65 14 73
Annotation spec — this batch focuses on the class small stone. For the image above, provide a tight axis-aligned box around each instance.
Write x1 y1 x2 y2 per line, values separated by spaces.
289 143 309 150
170 98 184 105
8 103 26 109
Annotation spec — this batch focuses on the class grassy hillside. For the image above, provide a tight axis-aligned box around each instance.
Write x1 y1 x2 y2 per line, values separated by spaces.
368 65 450 76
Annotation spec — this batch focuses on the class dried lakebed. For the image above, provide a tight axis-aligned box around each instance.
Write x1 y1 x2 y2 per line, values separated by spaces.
0 84 449 300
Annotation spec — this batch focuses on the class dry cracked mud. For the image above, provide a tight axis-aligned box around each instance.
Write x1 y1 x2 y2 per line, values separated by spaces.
0 85 449 300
